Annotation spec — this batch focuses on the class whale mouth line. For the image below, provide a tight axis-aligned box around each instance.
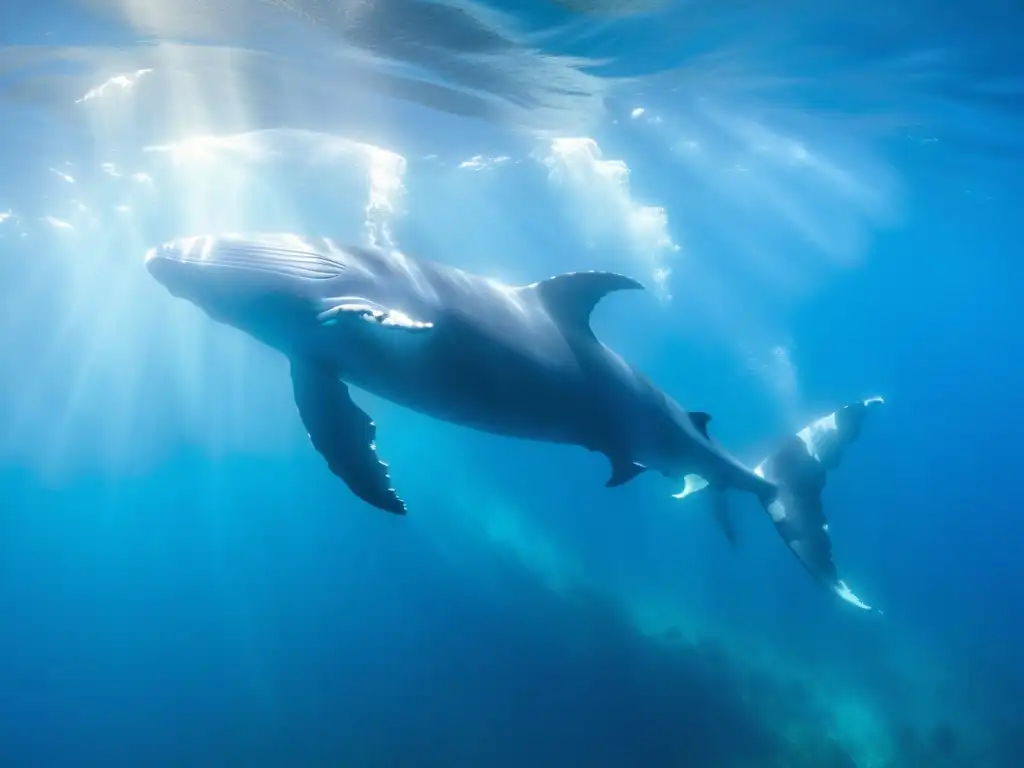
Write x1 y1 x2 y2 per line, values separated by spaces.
154 239 350 281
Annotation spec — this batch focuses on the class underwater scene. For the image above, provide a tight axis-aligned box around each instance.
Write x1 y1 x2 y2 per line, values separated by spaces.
1 1 1022 766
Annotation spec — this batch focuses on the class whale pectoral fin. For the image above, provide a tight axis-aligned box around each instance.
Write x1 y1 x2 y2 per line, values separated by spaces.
672 473 709 500
605 456 646 488
671 476 737 546
709 488 738 547
317 301 433 331
289 359 407 516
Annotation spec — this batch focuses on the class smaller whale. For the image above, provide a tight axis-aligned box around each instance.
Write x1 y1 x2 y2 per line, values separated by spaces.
675 397 884 610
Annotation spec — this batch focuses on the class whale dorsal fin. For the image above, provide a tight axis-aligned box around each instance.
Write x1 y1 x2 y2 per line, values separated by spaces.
529 271 644 336
690 411 712 439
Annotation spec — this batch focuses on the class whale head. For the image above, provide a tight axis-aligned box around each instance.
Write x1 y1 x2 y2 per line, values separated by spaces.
145 235 373 349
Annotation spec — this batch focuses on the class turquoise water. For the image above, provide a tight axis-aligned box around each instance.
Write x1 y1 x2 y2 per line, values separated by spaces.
1 1 1021 765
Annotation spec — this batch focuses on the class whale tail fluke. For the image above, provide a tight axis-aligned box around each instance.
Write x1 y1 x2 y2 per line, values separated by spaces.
674 397 884 611
755 436 873 610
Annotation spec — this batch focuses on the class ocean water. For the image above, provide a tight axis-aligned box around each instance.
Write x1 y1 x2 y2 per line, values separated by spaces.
1 1 1022 766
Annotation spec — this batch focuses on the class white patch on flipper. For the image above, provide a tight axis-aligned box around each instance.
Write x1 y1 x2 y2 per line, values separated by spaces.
318 298 433 331
766 498 786 523
796 411 839 461
378 309 432 329
672 473 709 500
795 396 885 461
834 580 873 612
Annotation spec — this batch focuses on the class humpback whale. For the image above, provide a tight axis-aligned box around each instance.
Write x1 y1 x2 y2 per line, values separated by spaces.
145 234 870 607
675 398 884 610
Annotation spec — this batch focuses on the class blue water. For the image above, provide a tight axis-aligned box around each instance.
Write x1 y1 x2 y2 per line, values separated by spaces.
1 1 1022 765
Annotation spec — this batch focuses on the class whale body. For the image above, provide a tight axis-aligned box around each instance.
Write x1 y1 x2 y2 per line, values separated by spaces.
145 234 870 607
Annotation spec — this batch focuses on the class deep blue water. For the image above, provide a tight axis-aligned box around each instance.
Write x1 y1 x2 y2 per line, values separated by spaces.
1 1 1022 766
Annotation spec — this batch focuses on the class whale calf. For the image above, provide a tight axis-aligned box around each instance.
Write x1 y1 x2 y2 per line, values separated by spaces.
145 234 868 606
675 397 883 609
